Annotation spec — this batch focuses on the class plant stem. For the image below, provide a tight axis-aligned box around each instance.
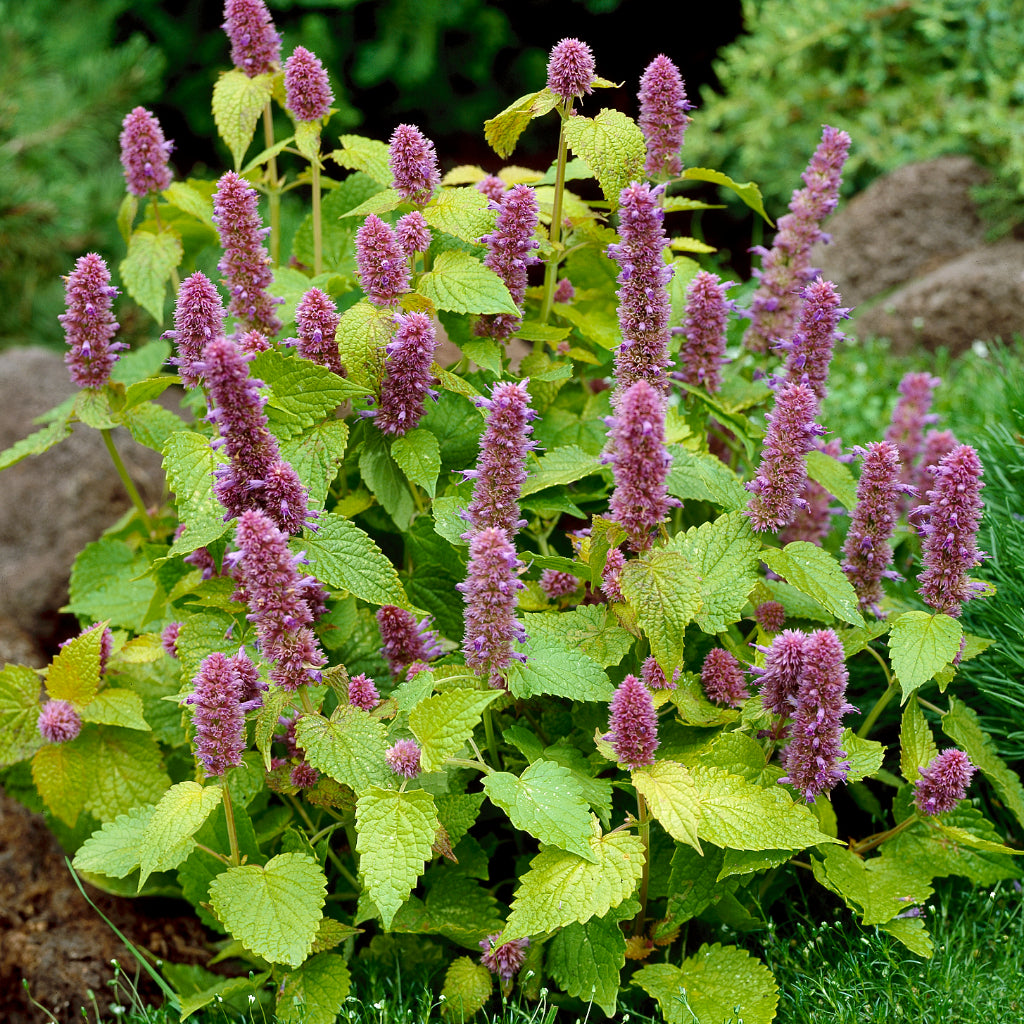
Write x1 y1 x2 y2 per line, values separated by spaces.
917 696 945 716
539 104 571 326
849 813 918 855
221 782 241 866
633 792 651 937
263 103 281 265
482 706 500 769
299 687 316 715
311 155 323 276
858 673 899 740
193 842 232 866
100 429 154 536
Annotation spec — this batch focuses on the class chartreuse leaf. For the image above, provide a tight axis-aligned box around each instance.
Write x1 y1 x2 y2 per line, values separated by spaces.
878 916 934 958
336 300 395 388
74 388 117 429
634 944 778 1024
357 787 439 929
209 852 327 967
73 805 154 878
842 729 886 783
138 782 223 889
484 760 598 862
681 166 772 224
422 187 493 243
441 957 493 1020
45 624 104 706
942 696 1024 831
163 431 231 556
888 611 963 700
0 665 45 766
500 829 645 942
619 550 702 674
80 727 170 822
296 705 391 795
657 846 726 937
120 229 182 323
461 338 503 376
520 606 631 668
121 401 186 454
436 793 486 849
632 761 702 852
330 134 393 185
277 953 351 1024
32 740 90 825
392 870 504 946
418 251 519 315
293 121 321 163
392 428 441 498
67 539 159 631
806 449 858 510
162 180 214 226
279 420 349 509
484 87 560 158
564 109 646 204
691 765 837 851
666 446 750 510
506 636 614 702
0 416 72 471
761 542 865 627
79 689 149 731
212 69 274 169
521 444 604 496
901 698 938 784
931 821 1022 856
410 690 501 772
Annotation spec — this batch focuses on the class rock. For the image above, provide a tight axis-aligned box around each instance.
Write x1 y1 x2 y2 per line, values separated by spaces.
0 618 46 669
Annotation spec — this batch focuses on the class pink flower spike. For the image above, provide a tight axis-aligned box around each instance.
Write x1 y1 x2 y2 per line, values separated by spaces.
38 700 82 744
386 739 422 779
290 762 319 788
375 311 439 435
184 650 254 776
601 548 626 603
756 629 808 716
754 601 786 633
168 272 227 388
678 270 731 393
480 934 530 982
294 287 343 375
284 46 333 123
540 569 578 600
913 748 976 815
376 605 443 676
395 211 431 256
223 0 281 76
119 106 174 197
701 648 749 707
348 673 380 711
607 674 658 768
779 436 847 547
547 38 596 102
389 124 441 206
638 55 692 179
642 655 678 691
476 176 506 202
59 253 125 389
355 214 411 306
780 277 848 402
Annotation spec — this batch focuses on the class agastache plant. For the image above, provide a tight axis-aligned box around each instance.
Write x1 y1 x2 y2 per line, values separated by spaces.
373 311 439 435
167 271 227 387
292 287 342 375
677 270 731 393
59 253 125 389
638 54 692 179
779 277 848 401
284 46 333 123
119 106 173 197
376 605 442 676
222 0 281 75
913 749 976 815
389 124 441 206
355 214 411 306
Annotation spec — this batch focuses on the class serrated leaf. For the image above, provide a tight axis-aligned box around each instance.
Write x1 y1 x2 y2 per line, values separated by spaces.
338 188 402 219
879 916 935 957
410 689 501 772
431 493 471 547
564 109 646 205
761 542 865 627
806 449 858 511
484 88 559 158
73 388 117 429
162 181 214 226
418 251 519 315
277 952 351 1024
120 229 182 323
360 429 415 527
660 845 726 934
837 619 892 658
484 760 598 862
293 120 322 163
0 417 72 471
888 611 963 700
80 727 171 822
32 739 90 825
547 907 629 1016
296 705 391 795
520 444 603 496
0 665 45 766
718 848 792 882
842 729 885 783
392 870 504 947
121 400 186 454
435 793 485 849
209 852 327 966
212 69 273 169
45 625 104 706
422 187 493 243
520 606 631 668
501 830 644 941
330 134 393 185
392 429 441 497
506 636 614 702
80 688 150 731
441 957 493 1020
67 538 160 631
310 918 361 954
278 419 348 509
932 821 1022 856
900 698 938 784
461 338 503 376
357 787 438 929
666 446 750 510
163 431 231 553
632 761 702 852
72 805 155 878
138 781 223 889
681 167 772 224
336 300 395 389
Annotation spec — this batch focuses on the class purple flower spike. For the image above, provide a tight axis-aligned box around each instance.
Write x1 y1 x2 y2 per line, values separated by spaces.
913 748 976 815
184 650 258 776
601 548 625 603
348 673 380 711
119 107 173 197
386 739 422 779
480 934 530 982
59 253 125 389
476 176 506 202
223 0 281 76
375 311 438 435
476 184 541 341
553 277 575 304
395 211 432 256
607 182 674 396
779 629 855 802
701 648 749 707
291 762 320 788
212 171 282 337
916 444 986 617
284 46 332 123
780 277 848 403
756 629 808 716
745 382 825 533
38 700 82 744
607 674 658 768
389 124 441 206
294 287 343 375
608 379 675 552
914 429 959 506
377 605 443 676
355 214 411 306
754 601 786 633
642 656 678 691
744 126 851 353
238 328 270 354
678 270 731 393
168 272 227 388
546 38 596 102
540 569 578 600
458 526 527 688
779 437 847 547
638 54 692 179
161 622 182 659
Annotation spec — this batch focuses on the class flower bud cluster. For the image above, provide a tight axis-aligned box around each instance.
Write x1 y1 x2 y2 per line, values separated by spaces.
678 270 731 393
638 55 692 179
168 272 227 388
293 287 343 376
119 107 174 197
913 749 976 815
700 648 748 706
355 214 411 306
374 311 439 435
376 605 443 676
546 38 596 101
223 0 281 76
779 277 848 402
284 46 332 123
59 253 125 389
606 674 658 768
388 124 441 206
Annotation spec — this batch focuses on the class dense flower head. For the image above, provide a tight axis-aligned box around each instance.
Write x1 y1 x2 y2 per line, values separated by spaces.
755 629 808 716
386 739 423 779
540 569 578 600
745 382 826 533
119 106 173 197
642 655 678 691
284 46 332 123
885 371 941 499
389 124 441 205
601 548 626 603
607 182 674 394
464 379 537 537
239 328 270 354
553 277 576 304
701 648 749 707
212 171 282 336
200 336 312 533
290 762 319 788
355 214 411 306
348 673 380 711
913 748 976 815
779 437 847 547
780 629 856 802
395 211 431 256
607 674 659 768
744 126 851 353
476 176 506 202
59 253 125 389
754 601 786 633
916 444 986 616
376 605 443 675
607 379 675 551
678 270 731 393
480 934 529 982
223 0 281 76
168 272 227 388
293 287 343 375
458 526 527 687
476 184 541 341
638 55 692 179
374 311 439 435
547 38 596 101
37 700 82 744
161 621 182 658
779 277 848 402
915 429 959 505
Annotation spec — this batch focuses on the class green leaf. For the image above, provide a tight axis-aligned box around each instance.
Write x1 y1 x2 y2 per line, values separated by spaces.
483 88 560 158
418 251 519 315
842 729 885 783
119 229 182 323
659 845 726 935
879 916 934 958
162 181 214 226
932 820 1022 856
295 705 391 795
209 852 327 966
431 493 471 547
337 188 402 219
619 550 702 673
279 420 349 509
80 727 171 822
67 538 160 631
806 449 858 511
163 431 231 554
484 760 598 862
520 607 631 668
73 805 154 878
138 782 223 889
359 427 415 527
666 446 750 510
888 611 963 700
46 625 104 706
392 870 504 948
521 444 603 496
501 829 645 941
32 739 90 825
681 167 772 224
900 698 938 784
336 300 395 389
461 338 503 376
80 689 150 731
294 121 322 163
634 944 778 1024
506 636 614 702
435 793 485 849
410 689 501 772
761 542 865 627
0 665 45 766
942 696 1024 831
121 401 186 454
74 388 117 429
302 513 410 608
632 761 702 852
547 906 630 1016
440 957 493 1020
357 787 439 929
212 69 274 169
392 429 441 498
422 187 494 244
0 417 72 471
564 109 646 205
117 192 138 244
837 619 892 658
330 134 393 185
277 953 351 1024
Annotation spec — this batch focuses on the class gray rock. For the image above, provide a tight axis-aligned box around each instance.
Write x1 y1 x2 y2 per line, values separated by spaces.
0 617 46 668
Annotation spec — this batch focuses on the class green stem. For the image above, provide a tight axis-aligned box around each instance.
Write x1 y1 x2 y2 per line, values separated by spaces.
299 687 316 715
263 103 281 265
193 842 232 866
311 155 323 276
633 792 651 937
446 757 493 775
539 104 571 327
482 707 500 769
857 660 899 740
849 813 918 855
100 429 154 536
221 782 240 866
308 821 345 847
917 696 945 716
